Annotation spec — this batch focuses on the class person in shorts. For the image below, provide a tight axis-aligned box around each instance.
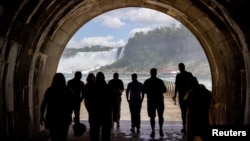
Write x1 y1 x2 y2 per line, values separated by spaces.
142 68 167 138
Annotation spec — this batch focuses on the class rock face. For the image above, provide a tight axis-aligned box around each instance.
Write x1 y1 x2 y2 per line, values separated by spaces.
94 26 210 76
0 1 250 141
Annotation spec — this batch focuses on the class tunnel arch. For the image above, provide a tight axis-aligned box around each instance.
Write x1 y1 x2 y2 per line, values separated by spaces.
28 0 247 125
0 0 249 140
36 0 246 125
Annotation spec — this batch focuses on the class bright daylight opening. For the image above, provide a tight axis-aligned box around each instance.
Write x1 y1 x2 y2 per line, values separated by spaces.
57 7 212 122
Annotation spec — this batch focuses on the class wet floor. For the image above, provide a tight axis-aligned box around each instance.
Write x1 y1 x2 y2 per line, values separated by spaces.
67 120 184 141
67 93 185 141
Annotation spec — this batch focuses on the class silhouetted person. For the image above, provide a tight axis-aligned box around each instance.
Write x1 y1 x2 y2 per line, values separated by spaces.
67 71 85 124
84 73 96 122
142 68 167 138
126 73 143 135
184 76 212 141
173 63 193 133
40 73 74 141
108 72 124 128
83 73 97 140
88 72 112 141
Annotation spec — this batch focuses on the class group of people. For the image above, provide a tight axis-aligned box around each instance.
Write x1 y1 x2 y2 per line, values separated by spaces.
40 71 123 141
40 63 212 141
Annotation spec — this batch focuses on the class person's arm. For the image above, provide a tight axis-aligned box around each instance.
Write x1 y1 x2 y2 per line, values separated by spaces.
184 90 192 106
140 83 145 102
80 81 85 101
68 88 75 115
173 75 178 102
141 82 146 102
67 80 71 87
126 83 130 102
173 85 177 99
161 80 167 93
119 80 125 93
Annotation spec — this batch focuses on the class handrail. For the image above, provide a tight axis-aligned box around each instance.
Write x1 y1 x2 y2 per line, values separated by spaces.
164 81 175 97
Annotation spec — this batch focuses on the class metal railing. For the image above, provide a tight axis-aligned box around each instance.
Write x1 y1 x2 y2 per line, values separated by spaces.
164 81 175 97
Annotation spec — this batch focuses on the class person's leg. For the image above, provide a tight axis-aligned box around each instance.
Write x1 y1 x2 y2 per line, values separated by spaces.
112 96 120 125
150 117 155 137
129 100 136 132
101 122 111 141
185 130 194 141
117 96 122 127
148 101 156 138
49 127 57 141
157 100 164 137
74 102 81 124
200 126 209 141
90 122 100 141
111 97 117 128
112 97 117 122
179 101 186 132
101 129 111 141
135 101 141 133
58 126 69 141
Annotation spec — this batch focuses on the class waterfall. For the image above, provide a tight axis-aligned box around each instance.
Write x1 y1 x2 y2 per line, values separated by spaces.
57 48 125 73
118 47 125 59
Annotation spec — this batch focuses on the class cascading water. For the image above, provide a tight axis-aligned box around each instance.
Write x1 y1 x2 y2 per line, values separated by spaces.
57 47 125 73
118 47 125 59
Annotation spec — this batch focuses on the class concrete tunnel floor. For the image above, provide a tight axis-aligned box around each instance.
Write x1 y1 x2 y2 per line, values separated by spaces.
67 94 185 141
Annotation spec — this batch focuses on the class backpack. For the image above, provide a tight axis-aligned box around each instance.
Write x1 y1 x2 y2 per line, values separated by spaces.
72 123 86 136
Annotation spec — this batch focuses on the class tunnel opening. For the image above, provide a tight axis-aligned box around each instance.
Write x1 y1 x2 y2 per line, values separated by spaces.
55 7 212 124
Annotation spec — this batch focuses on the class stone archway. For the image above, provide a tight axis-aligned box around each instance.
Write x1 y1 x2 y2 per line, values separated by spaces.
0 0 249 140
36 0 248 125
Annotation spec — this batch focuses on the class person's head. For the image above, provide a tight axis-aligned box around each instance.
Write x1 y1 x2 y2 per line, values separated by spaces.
131 73 137 81
96 72 105 81
113 73 119 79
178 63 185 72
150 68 157 77
86 73 95 83
51 73 66 88
187 76 199 89
75 71 82 80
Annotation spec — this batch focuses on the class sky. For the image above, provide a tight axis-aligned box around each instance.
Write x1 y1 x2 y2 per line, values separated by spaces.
66 7 181 48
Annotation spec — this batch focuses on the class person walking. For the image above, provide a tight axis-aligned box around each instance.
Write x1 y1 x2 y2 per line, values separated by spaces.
126 73 143 135
67 71 85 124
87 72 113 141
84 73 96 122
108 72 124 128
40 73 74 141
142 68 167 138
172 63 193 133
184 76 212 141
